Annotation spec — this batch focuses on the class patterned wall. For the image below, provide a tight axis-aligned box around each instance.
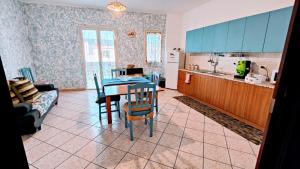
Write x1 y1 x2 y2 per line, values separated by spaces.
0 0 33 80
23 3 166 89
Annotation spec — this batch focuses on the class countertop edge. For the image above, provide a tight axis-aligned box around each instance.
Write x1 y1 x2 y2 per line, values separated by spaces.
179 69 275 89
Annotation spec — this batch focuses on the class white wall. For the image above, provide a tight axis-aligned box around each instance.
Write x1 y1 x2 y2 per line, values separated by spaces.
180 0 295 49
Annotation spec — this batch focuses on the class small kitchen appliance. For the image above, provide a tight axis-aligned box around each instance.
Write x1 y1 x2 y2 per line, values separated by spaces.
271 70 278 84
234 60 251 79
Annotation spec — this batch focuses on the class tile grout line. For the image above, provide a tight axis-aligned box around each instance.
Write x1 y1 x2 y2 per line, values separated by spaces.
138 96 173 169
34 105 225 168
34 119 243 169
172 102 190 168
30 137 91 169
142 99 178 169
223 126 234 169
29 121 119 168
25 91 257 169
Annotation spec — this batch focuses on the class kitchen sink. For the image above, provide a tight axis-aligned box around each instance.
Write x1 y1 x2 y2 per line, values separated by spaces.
194 70 226 76
207 72 226 76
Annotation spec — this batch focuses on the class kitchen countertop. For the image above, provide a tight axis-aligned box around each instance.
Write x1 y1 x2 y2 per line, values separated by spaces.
179 69 275 89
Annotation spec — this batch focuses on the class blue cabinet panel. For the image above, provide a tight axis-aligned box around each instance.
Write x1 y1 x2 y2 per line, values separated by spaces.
263 7 293 52
202 26 215 52
185 30 194 53
242 13 269 52
193 28 204 52
226 18 246 52
213 22 229 52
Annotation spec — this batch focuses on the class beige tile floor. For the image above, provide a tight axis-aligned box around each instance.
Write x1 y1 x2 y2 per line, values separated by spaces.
23 89 260 169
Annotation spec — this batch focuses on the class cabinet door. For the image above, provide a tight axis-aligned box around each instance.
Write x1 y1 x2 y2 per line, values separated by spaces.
263 7 293 52
226 18 246 52
242 13 269 52
213 22 229 52
177 70 186 94
185 30 194 53
244 86 273 128
193 28 204 52
202 25 215 52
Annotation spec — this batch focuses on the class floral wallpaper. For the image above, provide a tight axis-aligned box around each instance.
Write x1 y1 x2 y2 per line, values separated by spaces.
0 0 33 80
22 3 166 89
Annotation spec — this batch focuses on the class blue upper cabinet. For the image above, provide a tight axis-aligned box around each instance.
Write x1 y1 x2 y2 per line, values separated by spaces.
202 26 215 52
185 6 292 53
226 18 246 52
213 22 229 52
242 13 269 52
263 7 293 52
185 28 203 53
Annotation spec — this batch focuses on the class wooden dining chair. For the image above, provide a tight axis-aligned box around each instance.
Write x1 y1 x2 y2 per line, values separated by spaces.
111 68 127 78
123 83 156 141
94 74 121 120
19 68 35 83
151 72 160 113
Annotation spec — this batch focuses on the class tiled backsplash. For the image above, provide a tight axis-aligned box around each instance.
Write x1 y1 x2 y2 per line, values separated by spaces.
185 53 282 75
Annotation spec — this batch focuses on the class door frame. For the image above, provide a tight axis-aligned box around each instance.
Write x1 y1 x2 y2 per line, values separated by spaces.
256 1 299 168
79 25 119 89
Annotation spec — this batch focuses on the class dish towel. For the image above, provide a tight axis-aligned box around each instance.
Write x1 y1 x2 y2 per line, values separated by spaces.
185 73 191 84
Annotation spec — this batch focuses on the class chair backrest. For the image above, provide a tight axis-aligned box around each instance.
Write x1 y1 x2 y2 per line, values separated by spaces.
126 68 143 75
111 68 127 78
127 83 156 115
151 72 160 86
93 74 101 98
19 68 35 83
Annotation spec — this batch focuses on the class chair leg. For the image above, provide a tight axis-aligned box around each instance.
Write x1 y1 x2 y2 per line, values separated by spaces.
125 114 128 128
144 116 147 125
129 121 134 141
156 98 158 114
149 118 153 137
99 104 102 121
117 101 121 119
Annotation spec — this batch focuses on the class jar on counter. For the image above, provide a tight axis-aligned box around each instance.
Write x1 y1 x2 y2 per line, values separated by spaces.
192 64 195 70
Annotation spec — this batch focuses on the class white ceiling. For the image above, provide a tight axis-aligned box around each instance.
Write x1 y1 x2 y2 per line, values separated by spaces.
21 0 210 14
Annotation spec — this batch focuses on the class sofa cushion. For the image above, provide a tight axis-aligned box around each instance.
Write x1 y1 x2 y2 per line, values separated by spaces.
10 77 41 103
32 90 57 116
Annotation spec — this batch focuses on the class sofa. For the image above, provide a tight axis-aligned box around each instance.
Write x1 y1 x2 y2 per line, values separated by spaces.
15 84 59 135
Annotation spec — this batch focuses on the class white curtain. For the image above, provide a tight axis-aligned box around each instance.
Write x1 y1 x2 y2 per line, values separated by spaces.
146 32 161 65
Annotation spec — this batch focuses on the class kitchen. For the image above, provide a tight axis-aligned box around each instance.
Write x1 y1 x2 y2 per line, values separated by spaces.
165 4 293 132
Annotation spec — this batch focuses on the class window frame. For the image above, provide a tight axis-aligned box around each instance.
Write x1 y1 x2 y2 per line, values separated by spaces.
144 30 162 64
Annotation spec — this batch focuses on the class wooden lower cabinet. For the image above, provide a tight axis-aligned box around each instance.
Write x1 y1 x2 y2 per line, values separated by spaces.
178 70 273 130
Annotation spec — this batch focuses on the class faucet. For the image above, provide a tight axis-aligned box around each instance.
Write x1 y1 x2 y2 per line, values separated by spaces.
260 65 270 81
208 53 219 73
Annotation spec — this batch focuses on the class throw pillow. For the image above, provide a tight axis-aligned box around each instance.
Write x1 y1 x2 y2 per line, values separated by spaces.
7 81 20 105
10 77 41 103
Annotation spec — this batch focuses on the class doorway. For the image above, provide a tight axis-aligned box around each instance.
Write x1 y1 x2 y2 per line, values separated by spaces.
81 28 117 89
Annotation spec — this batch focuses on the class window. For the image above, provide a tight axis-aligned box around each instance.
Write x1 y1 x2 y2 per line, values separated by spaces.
82 29 117 89
145 31 162 64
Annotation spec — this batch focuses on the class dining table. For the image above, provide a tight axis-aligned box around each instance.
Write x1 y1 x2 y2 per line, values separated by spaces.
102 76 164 124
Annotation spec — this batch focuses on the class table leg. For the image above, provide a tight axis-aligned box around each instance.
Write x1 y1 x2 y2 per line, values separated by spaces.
106 96 112 124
